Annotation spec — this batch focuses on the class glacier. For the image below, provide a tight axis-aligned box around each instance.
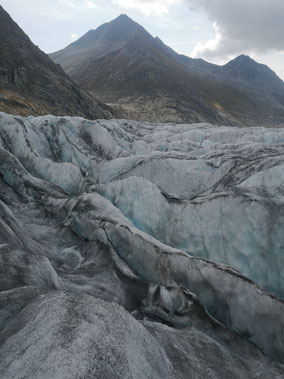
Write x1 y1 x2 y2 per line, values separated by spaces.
0 112 284 378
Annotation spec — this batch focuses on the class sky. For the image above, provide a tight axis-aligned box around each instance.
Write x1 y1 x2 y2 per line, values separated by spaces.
1 0 284 80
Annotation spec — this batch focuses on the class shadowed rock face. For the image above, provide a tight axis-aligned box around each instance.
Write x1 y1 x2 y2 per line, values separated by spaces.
50 15 284 127
0 6 114 119
0 112 284 378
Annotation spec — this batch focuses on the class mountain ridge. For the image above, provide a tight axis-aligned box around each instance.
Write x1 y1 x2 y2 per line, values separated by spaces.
50 14 284 126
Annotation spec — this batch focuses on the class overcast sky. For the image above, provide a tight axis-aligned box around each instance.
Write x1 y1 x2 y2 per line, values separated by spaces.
1 0 284 80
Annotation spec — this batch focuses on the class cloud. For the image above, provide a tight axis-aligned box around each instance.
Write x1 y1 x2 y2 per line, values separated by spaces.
192 22 221 57
185 0 284 60
58 0 99 10
1 0 99 20
70 33 79 41
113 0 180 16
84 1 98 8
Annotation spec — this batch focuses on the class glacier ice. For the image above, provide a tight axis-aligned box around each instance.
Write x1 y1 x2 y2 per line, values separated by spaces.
0 112 284 378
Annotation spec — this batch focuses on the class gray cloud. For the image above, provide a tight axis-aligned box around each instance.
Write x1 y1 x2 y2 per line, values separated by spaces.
185 0 284 59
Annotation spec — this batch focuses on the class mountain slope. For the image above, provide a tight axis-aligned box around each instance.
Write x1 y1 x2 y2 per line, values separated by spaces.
0 5 113 119
50 15 284 126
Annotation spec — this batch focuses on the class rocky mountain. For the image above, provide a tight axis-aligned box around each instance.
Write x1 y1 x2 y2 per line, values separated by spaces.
0 111 284 377
50 14 284 126
0 5 114 119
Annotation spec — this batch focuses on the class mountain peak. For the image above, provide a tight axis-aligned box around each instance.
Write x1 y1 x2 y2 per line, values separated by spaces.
224 54 263 75
223 54 283 86
55 13 148 52
237 54 252 60
115 14 133 21
226 54 256 66
108 13 140 27
106 13 145 34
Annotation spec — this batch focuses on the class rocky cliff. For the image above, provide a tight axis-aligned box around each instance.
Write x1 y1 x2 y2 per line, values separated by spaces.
0 6 113 119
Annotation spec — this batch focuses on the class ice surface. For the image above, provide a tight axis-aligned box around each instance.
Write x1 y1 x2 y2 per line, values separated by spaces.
0 112 284 377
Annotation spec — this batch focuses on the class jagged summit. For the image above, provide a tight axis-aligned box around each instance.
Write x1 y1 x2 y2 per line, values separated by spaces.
97 13 147 39
101 13 144 30
114 13 136 22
